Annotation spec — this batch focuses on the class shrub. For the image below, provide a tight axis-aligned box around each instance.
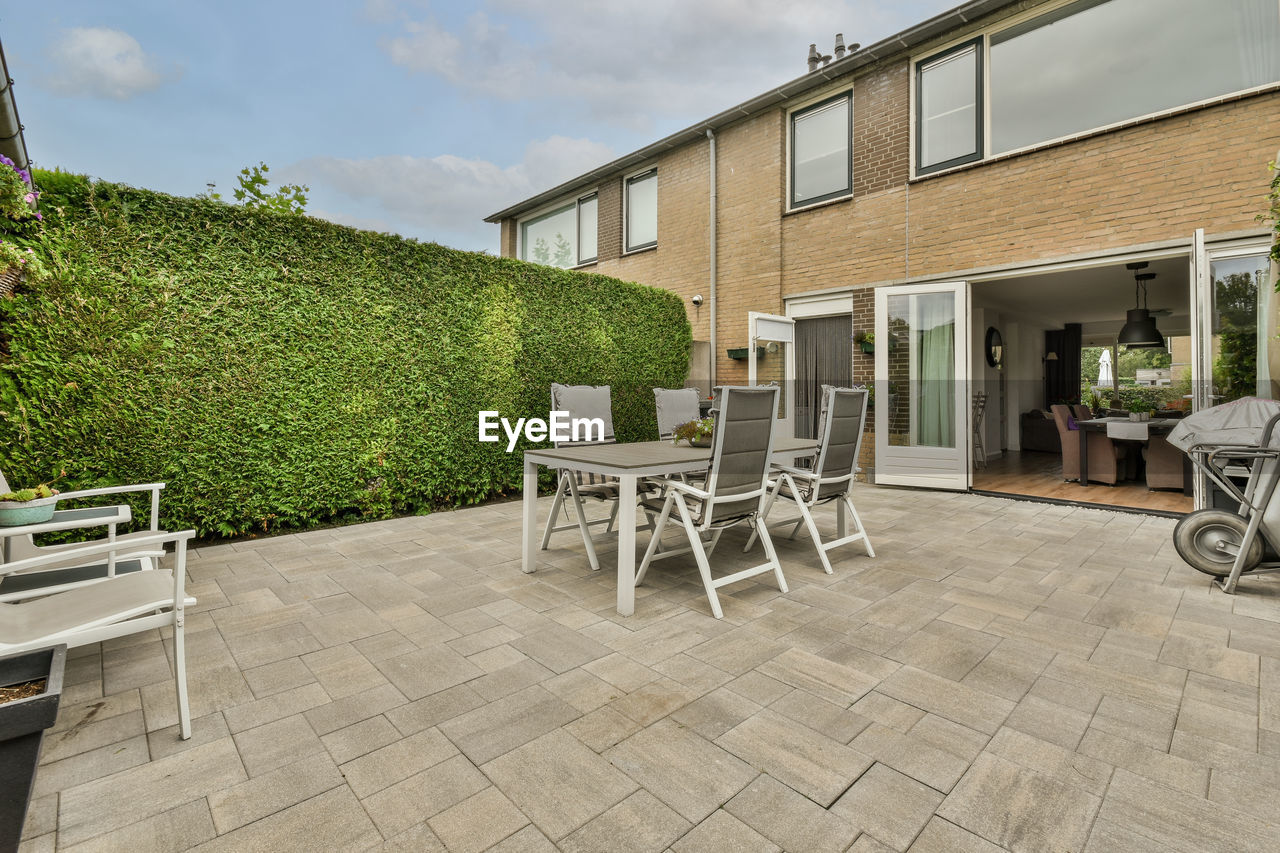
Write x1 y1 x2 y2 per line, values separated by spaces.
0 173 691 536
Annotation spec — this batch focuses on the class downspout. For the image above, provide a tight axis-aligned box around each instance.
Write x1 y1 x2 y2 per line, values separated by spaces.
706 128 717 388
0 39 31 173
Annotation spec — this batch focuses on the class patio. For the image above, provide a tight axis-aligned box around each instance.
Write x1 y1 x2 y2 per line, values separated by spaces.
21 486 1280 852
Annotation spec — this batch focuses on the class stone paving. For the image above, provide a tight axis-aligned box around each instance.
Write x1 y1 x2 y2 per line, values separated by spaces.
20 486 1280 851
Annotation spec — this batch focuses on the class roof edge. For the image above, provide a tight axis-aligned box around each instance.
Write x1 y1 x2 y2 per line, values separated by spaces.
484 0 1017 223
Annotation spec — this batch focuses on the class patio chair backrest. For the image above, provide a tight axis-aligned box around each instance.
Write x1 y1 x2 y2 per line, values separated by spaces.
654 387 701 440
703 386 779 525
550 384 615 447
813 386 868 500
0 469 8 493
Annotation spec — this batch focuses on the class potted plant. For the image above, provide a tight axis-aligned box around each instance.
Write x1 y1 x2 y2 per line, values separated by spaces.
0 645 66 851
854 331 875 354
0 483 60 527
672 417 715 447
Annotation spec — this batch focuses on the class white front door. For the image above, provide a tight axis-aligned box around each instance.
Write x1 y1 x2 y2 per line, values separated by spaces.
748 311 796 438
873 281 971 489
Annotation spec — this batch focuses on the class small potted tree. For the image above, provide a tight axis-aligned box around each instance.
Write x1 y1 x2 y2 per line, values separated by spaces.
0 645 66 851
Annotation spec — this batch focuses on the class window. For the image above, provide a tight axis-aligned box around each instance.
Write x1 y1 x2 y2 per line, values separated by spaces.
625 169 657 252
790 92 851 208
914 0 1280 174
989 0 1280 155
519 192 597 268
917 40 981 174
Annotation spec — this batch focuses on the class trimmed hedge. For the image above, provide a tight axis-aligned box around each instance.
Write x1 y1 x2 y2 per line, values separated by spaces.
0 172 691 536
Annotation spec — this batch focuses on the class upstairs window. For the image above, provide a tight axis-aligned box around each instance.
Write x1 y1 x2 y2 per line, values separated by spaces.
520 191 597 268
914 0 1280 175
988 0 1280 155
790 92 852 208
917 39 982 174
625 168 657 252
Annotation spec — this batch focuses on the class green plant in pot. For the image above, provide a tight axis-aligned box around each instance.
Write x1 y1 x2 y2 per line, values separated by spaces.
853 330 875 354
0 483 60 527
672 417 715 447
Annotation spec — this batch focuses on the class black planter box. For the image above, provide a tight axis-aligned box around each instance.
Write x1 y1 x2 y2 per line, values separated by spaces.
0 645 66 853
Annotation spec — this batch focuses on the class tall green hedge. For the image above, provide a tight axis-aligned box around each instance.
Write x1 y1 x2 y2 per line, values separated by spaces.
0 172 691 536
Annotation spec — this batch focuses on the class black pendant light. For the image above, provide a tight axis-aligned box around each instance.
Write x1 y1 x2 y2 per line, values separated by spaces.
1118 263 1165 348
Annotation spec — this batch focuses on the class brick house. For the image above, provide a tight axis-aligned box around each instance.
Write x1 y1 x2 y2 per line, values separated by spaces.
486 0 1280 502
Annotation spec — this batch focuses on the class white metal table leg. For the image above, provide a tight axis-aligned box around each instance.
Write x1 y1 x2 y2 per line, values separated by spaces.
522 458 539 574
616 473 637 616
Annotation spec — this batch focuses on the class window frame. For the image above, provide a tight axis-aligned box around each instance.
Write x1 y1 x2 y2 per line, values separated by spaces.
909 0 1280 179
623 167 658 254
914 37 984 177
787 90 853 211
516 189 599 268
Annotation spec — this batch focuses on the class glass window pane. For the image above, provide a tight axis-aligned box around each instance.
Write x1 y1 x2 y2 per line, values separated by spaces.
991 0 1280 154
578 195 597 263
521 204 576 268
792 97 850 205
885 292 955 449
626 171 657 251
1210 253 1270 402
920 46 978 169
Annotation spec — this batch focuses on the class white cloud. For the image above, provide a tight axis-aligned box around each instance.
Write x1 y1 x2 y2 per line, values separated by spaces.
283 135 614 249
43 27 176 100
379 0 907 128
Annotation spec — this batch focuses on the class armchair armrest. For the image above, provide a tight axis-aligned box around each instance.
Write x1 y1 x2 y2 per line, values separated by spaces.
56 482 166 531
0 529 193 578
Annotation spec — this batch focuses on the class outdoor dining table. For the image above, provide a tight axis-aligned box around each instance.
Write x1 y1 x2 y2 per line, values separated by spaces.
522 435 819 616
1076 417 1182 488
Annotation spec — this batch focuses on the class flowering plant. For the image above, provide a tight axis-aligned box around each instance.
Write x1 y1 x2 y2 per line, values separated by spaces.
0 240 48 281
0 154 40 222
671 417 715 445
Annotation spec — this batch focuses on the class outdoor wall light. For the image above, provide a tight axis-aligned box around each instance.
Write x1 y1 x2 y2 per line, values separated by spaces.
691 294 704 307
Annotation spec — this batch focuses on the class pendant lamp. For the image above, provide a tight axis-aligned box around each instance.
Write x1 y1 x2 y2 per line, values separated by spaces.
1118 264 1164 348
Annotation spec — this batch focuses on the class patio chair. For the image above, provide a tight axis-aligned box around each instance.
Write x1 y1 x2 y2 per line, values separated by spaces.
745 385 874 574
540 384 619 572
654 387 702 440
0 469 168 601
636 386 788 619
0 529 197 739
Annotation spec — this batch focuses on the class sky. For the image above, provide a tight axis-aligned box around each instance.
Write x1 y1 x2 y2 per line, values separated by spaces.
5 0 958 254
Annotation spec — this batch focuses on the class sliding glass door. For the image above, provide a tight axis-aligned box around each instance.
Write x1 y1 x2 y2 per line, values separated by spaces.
874 281 971 489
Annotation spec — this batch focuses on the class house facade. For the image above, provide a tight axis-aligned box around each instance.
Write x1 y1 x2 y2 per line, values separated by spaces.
487 0 1280 496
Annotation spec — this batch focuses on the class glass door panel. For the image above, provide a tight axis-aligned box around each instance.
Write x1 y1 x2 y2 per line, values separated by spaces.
874 281 970 489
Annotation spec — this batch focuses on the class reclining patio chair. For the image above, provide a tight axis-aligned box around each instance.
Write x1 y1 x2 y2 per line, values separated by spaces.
745 385 875 573
0 529 197 739
0 469 168 602
636 386 788 619
540 384 619 572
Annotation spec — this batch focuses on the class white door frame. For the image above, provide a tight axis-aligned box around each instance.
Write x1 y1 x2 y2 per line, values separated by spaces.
748 311 796 438
874 281 972 490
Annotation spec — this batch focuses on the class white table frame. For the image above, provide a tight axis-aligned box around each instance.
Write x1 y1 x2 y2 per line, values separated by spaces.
0 505 132 565
522 436 818 616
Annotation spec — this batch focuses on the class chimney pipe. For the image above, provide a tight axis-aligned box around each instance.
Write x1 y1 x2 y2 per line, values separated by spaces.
834 33 846 60
807 44 819 72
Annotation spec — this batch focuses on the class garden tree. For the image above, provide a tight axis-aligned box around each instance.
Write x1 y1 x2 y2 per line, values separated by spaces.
204 162 308 215
1118 345 1171 376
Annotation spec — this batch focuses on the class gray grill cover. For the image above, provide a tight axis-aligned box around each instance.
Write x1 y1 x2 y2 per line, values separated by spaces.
1166 397 1280 452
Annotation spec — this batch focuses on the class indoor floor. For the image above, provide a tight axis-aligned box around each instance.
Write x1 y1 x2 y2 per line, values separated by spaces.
972 450 1193 515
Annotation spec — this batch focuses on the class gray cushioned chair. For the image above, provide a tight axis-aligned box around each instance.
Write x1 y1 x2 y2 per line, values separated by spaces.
746 385 874 574
636 386 788 619
540 384 619 572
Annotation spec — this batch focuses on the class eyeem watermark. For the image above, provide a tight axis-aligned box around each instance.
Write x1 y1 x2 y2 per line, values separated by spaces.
478 411 604 452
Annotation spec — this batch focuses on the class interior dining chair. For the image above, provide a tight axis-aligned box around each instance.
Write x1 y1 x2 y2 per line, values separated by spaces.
636 385 787 619
745 385 875 574
540 383 619 572
0 529 197 739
